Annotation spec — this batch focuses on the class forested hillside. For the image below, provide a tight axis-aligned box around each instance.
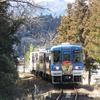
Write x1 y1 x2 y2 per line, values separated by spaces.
17 14 61 57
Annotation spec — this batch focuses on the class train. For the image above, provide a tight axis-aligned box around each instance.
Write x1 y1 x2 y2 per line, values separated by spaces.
29 43 84 84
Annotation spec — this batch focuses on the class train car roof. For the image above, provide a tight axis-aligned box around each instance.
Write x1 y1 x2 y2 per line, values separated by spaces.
51 43 82 51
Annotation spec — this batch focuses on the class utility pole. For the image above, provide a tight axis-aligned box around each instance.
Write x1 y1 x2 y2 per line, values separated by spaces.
88 58 93 86
23 45 25 73
88 65 91 86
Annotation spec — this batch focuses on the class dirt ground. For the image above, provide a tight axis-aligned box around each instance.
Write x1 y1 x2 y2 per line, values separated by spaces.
18 72 54 93
18 72 100 100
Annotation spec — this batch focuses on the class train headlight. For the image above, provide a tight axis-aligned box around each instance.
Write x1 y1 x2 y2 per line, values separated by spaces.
54 66 60 70
75 66 81 69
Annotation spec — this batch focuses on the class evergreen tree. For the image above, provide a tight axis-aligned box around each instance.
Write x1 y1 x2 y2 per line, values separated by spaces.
56 3 73 44
57 0 88 44
84 0 100 62
0 1 21 99
70 0 88 44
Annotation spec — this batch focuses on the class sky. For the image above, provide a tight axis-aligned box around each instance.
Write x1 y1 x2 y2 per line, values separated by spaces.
34 0 75 16
34 0 75 3
9 0 75 17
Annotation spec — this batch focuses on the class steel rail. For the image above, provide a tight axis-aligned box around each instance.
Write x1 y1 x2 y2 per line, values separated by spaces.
56 89 63 100
74 88 78 100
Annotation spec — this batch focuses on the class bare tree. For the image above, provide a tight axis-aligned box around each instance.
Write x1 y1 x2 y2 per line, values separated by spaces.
0 0 58 51
33 31 57 48
6 0 46 25
45 31 57 47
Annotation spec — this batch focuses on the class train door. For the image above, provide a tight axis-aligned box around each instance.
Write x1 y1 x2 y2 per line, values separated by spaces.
62 51 72 75
29 52 39 72
33 52 39 71
39 52 45 72
32 52 39 71
45 52 50 75
29 52 34 71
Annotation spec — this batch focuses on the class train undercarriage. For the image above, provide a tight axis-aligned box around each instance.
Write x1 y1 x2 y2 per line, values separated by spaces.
52 75 82 84
32 70 83 84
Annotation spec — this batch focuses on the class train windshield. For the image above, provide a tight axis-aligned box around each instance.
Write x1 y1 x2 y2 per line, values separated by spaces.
63 54 70 61
73 50 83 63
51 50 61 63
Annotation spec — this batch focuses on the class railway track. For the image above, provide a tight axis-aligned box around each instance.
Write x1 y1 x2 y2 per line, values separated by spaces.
46 85 78 100
19 73 90 100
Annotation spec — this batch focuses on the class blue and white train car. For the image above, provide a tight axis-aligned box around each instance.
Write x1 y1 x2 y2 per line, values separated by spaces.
30 43 84 84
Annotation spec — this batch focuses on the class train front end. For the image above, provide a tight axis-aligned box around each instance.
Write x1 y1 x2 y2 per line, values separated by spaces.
50 43 84 84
